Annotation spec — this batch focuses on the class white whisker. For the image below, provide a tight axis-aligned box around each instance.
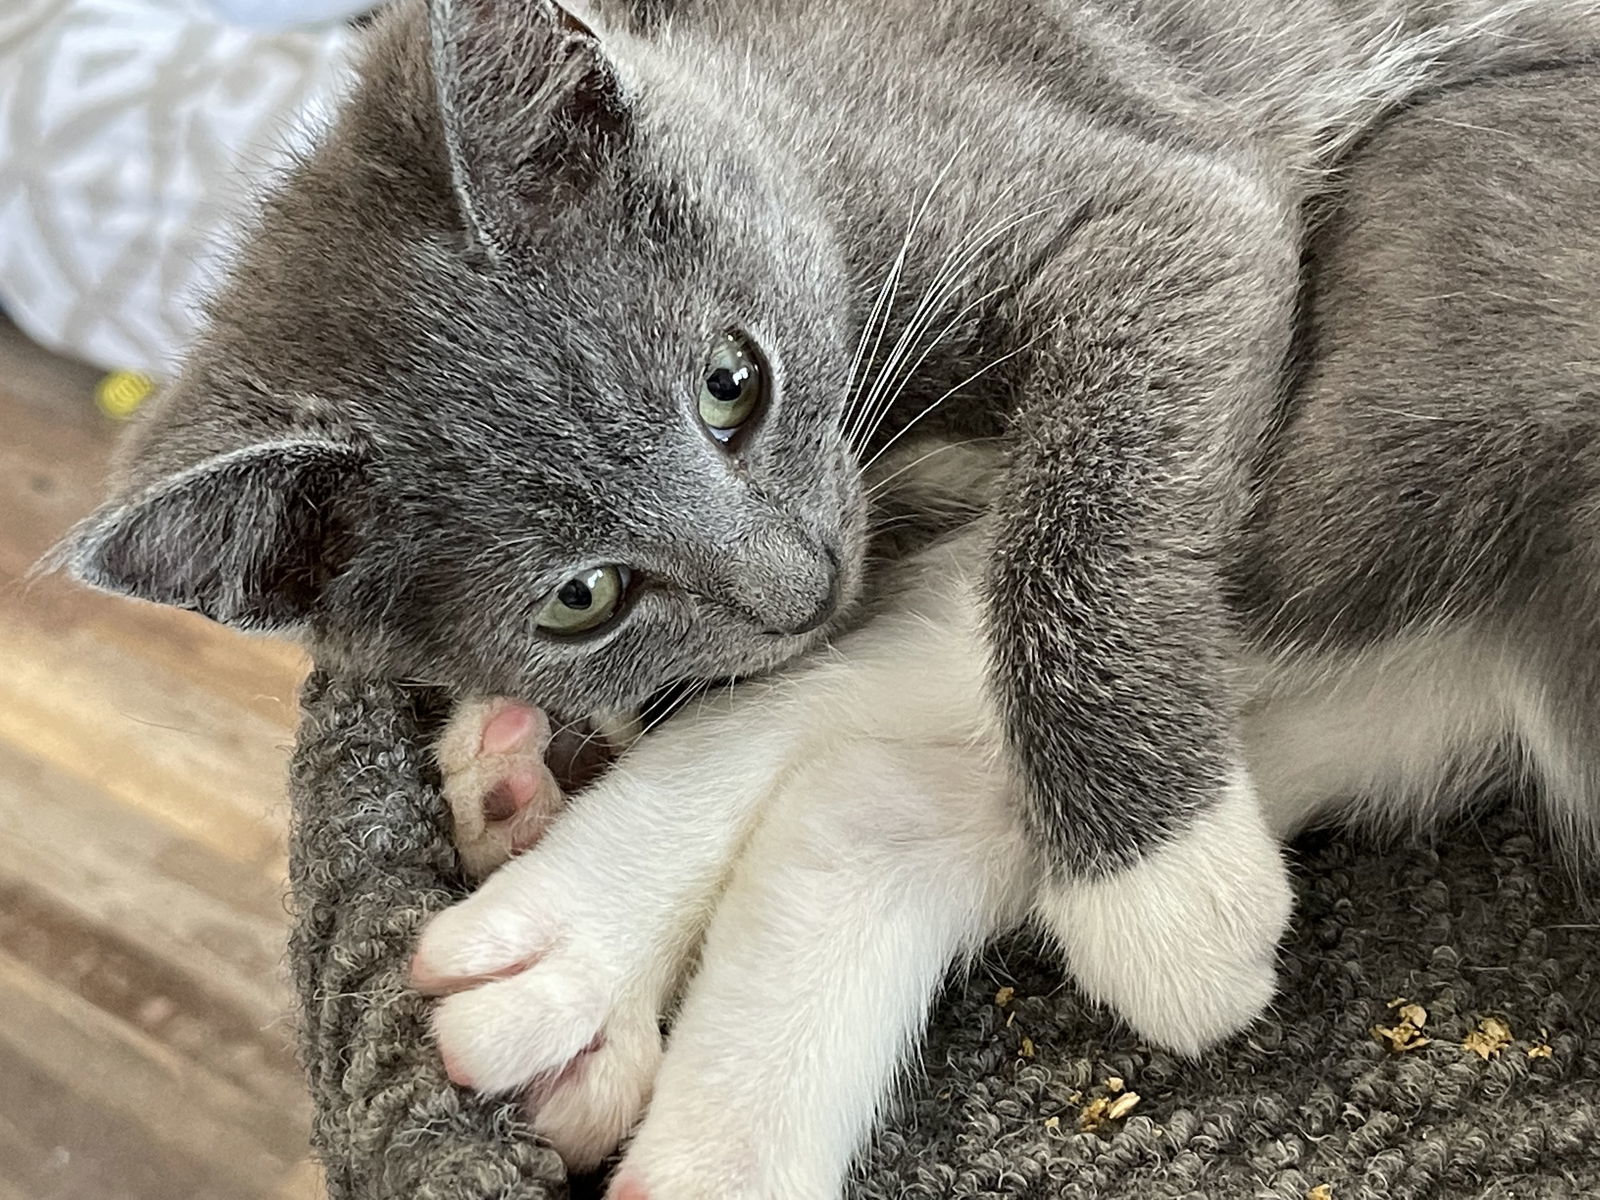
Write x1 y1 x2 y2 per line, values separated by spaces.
847 188 1036 445
841 252 907 439
840 160 1036 452
865 435 1001 499
840 150 964 447
862 333 1047 474
851 280 1008 453
851 196 1064 455
848 219 1003 452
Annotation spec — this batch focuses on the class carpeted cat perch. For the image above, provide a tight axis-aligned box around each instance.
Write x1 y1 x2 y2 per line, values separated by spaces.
287 672 1600 1200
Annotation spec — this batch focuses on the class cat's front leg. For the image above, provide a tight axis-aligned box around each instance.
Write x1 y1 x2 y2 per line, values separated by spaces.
609 575 1038 1200
410 689 794 1169
993 161 1300 1054
1035 768 1290 1054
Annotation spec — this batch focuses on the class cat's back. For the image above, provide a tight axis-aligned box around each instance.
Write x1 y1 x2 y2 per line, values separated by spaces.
1239 67 1600 648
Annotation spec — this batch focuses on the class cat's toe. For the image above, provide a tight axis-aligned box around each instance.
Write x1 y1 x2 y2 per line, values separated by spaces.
411 858 563 990
437 696 566 879
429 952 613 1096
1037 771 1293 1056
530 1015 662 1170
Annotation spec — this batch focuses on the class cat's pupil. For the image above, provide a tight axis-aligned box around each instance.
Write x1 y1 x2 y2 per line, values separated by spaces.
706 367 742 403
558 579 593 610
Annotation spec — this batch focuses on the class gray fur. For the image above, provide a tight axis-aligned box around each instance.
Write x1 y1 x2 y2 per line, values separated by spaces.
285 67 1600 1198
59 0 1600 883
1238 80 1600 653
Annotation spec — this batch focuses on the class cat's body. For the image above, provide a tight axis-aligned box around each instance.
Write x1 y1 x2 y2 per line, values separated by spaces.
411 66 1600 1197
1237 80 1600 846
52 0 1600 1194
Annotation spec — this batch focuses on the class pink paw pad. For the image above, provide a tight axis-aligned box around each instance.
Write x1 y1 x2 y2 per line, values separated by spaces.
607 1176 650 1200
476 703 557 833
440 1047 475 1089
440 698 568 878
483 767 543 822
480 703 543 756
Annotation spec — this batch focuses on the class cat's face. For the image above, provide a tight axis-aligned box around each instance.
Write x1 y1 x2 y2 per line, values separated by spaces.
61 0 869 714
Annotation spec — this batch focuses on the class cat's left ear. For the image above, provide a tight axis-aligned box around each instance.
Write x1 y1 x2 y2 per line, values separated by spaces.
48 439 366 634
429 0 639 255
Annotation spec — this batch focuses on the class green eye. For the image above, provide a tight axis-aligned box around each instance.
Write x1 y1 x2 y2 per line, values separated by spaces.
698 330 765 439
534 565 628 635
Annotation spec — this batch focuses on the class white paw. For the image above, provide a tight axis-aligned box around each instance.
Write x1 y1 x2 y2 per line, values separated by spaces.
411 859 663 1169
436 697 567 880
535 1018 662 1170
1038 772 1293 1056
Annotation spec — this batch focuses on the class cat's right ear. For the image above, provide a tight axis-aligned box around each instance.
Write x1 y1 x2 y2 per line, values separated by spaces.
428 0 633 255
45 439 366 634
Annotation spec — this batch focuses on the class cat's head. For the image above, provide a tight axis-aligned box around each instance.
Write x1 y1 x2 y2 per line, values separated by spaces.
56 0 869 713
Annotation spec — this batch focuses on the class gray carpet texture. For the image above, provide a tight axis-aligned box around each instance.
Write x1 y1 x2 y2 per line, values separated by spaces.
287 673 1599 1200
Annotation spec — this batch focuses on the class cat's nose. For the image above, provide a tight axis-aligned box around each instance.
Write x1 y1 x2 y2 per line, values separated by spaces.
754 545 840 637
770 580 836 636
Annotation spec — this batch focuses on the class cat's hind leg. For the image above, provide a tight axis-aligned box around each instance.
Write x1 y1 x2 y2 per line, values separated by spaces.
1238 629 1517 842
1238 619 1600 864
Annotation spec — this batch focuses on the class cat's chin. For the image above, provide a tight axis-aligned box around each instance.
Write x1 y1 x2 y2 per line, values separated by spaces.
551 619 851 797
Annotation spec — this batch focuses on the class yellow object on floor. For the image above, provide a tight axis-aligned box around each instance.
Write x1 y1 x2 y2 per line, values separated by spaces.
95 370 156 420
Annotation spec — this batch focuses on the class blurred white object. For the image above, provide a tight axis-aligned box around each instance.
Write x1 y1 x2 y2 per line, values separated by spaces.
204 0 376 29
0 0 362 375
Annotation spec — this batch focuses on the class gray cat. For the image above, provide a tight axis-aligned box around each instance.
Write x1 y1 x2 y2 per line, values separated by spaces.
51 0 1600 1189
415 61 1600 1195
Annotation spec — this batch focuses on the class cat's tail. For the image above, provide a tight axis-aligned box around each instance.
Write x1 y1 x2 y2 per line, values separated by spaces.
1202 0 1600 169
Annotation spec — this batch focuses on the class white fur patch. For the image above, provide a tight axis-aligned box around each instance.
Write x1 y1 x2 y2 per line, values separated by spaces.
618 543 1037 1198
1036 771 1292 1057
1239 624 1600 849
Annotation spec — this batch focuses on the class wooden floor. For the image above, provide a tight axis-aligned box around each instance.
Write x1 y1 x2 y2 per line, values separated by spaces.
0 322 320 1199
